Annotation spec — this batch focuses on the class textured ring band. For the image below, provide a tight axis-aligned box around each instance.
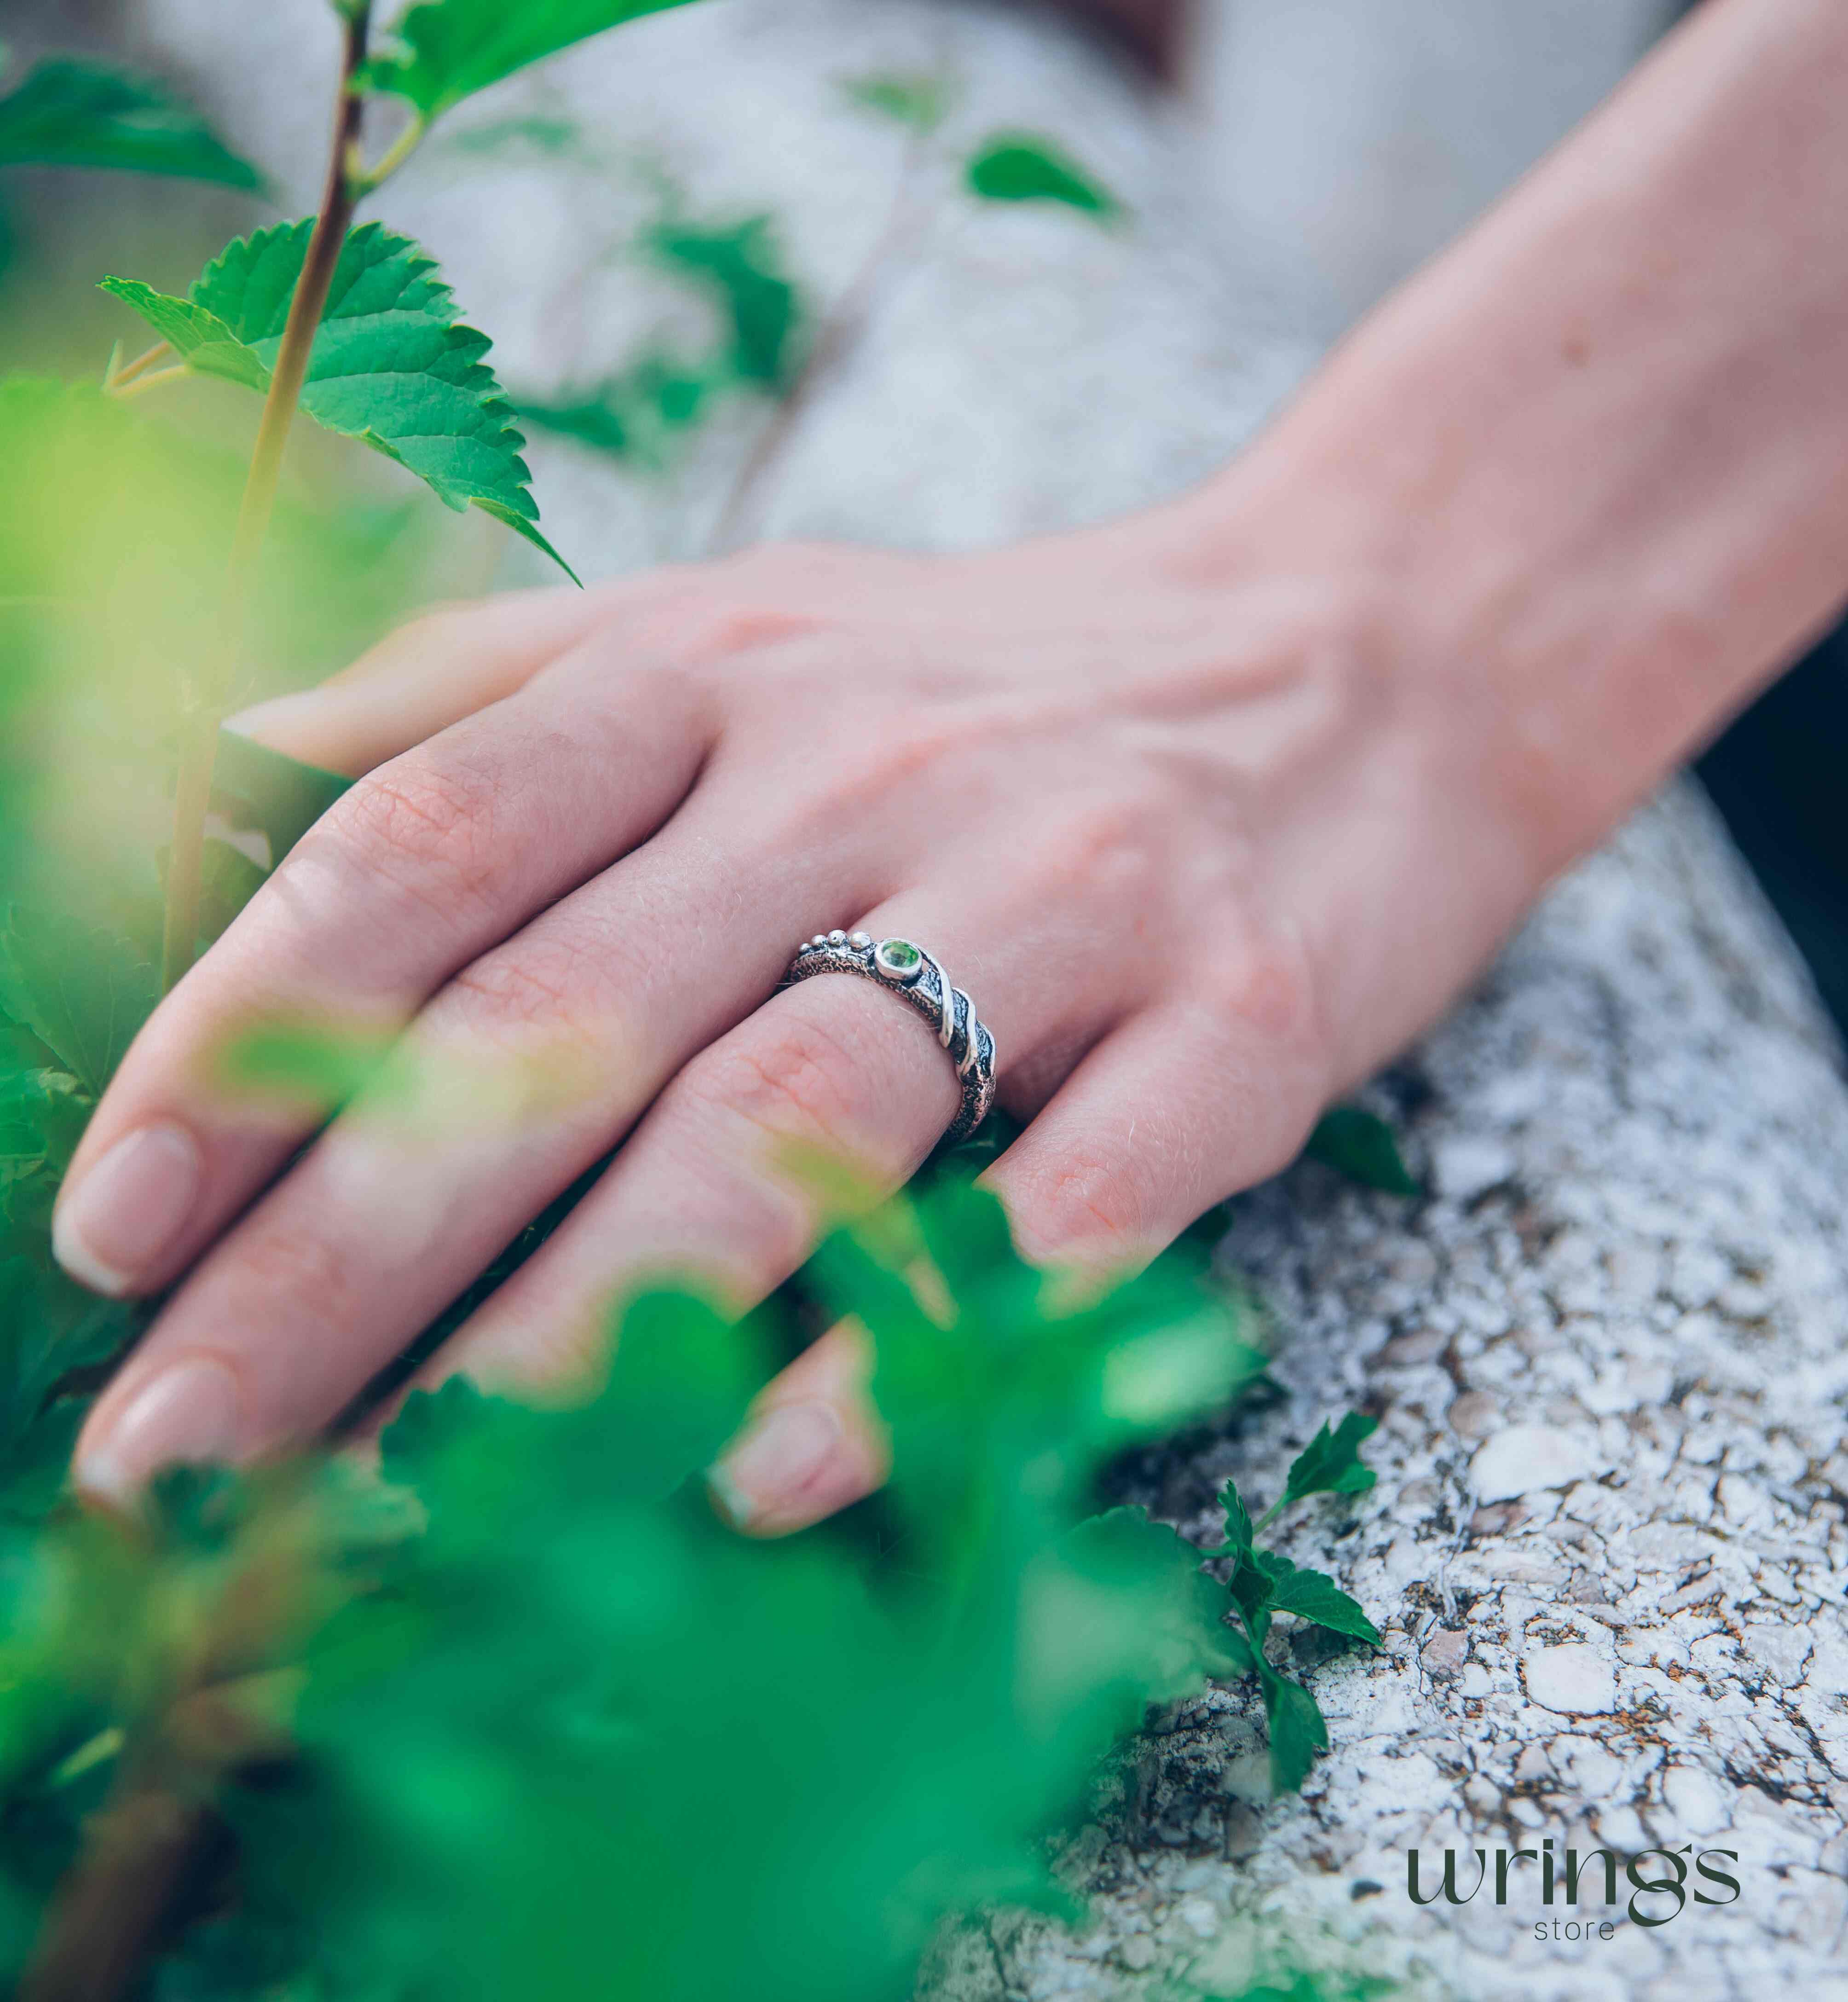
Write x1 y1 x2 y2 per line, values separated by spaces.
781 930 998 1143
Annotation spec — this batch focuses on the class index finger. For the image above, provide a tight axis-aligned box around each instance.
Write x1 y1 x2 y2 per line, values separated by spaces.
52 635 714 1301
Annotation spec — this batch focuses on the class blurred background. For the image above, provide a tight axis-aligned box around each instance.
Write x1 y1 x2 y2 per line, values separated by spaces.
3 0 1842 1032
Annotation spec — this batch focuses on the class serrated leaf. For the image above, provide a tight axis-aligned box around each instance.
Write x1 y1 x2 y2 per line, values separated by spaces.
0 909 156 1098
1304 1105 1419 1196
1280 1412 1378 1510
0 58 262 189
1216 1476 1254 1560
965 134 1119 217
361 0 702 121
92 281 268 392
101 221 575 579
1254 1552 1381 1646
1255 1660 1328 1796
841 72 951 134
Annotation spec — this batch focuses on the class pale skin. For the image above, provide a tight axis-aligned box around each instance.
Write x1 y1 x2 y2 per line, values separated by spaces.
58 0 1848 1532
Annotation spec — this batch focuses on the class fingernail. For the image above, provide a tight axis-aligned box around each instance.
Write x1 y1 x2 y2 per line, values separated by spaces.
53 1123 201 1296
708 1400 843 1531
223 691 316 743
75 1355 243 1506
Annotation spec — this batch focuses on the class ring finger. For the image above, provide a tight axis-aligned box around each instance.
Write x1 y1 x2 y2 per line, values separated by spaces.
385 879 1141 1450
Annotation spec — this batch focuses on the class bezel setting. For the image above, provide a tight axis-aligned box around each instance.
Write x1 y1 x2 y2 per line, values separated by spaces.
873 937 925 984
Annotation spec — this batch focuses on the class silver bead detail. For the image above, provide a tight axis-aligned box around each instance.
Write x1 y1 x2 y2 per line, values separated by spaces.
849 930 872 949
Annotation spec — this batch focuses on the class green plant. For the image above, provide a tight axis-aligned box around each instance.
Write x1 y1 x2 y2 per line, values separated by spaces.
0 1171 1382 1999
1203 1416 1382 1793
88 1 707 991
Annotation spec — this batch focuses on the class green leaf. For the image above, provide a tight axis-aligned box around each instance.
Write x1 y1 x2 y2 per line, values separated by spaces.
0 58 263 189
841 72 951 134
602 1288 766 1498
1215 1475 1255 1560
0 1397 84 1524
0 1255 141 1483
519 352 716 469
965 134 1119 217
651 217 800 390
212 728 352 867
361 0 703 122
0 1069 83 1179
0 909 156 1098
1255 1659 1328 1796
89 281 268 393
101 221 576 579
1303 1105 1419 1196
1254 1552 1381 1647
1227 1550 1274 1643
1279 1412 1379 1511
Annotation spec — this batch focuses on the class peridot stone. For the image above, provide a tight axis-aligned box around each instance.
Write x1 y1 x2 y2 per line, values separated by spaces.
875 938 923 980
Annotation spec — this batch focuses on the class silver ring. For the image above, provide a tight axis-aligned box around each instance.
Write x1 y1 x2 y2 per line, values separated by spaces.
781 930 997 1143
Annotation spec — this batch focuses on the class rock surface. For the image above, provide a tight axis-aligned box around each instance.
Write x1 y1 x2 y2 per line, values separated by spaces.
119 2 1848 1995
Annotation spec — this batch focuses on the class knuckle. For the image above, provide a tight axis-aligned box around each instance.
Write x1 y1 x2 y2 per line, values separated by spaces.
1201 914 1323 1054
443 933 614 1048
676 1010 869 1156
1019 1141 1157 1258
628 579 824 670
227 1223 363 1343
306 753 502 921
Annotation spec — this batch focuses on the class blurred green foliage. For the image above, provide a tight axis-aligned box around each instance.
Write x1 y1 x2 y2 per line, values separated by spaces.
362 0 705 122
1304 1107 1420 1197
0 54 260 189
518 212 802 470
0 1178 1296 1999
965 135 1120 217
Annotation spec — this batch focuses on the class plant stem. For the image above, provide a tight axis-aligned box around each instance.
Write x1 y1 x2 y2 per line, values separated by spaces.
17 1760 215 2002
159 3 374 994
112 365 190 403
705 86 942 558
351 109 427 196
104 339 173 393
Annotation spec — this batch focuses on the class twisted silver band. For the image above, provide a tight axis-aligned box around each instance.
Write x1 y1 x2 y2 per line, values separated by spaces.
781 930 997 1143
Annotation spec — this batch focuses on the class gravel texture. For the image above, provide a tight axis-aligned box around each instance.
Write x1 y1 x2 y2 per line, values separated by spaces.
121 2 1848 1994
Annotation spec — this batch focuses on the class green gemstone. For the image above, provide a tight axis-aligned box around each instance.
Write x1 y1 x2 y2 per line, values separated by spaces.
875 938 922 979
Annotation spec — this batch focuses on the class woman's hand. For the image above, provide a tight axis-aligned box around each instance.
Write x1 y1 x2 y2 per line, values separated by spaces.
54 513 1535 1530
58 0 1848 1529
